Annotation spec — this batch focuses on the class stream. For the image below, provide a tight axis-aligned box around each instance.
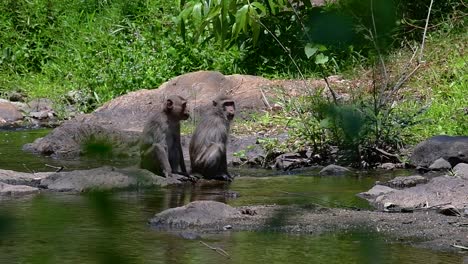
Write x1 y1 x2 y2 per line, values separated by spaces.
0 129 464 264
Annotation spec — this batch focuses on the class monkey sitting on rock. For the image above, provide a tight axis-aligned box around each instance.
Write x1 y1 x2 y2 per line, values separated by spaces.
189 94 236 181
139 95 191 180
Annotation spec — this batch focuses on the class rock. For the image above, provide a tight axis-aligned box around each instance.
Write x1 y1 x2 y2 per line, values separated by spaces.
364 176 468 210
428 158 452 170
40 166 182 192
0 182 39 197
438 205 462 217
0 101 23 124
357 185 396 200
149 200 241 229
453 163 468 179
410 135 468 168
24 71 332 159
380 163 397 170
378 175 428 189
0 169 52 187
274 152 309 171
319 165 351 176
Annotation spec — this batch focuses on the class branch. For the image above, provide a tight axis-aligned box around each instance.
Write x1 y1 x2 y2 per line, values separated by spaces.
199 241 231 258
418 0 434 63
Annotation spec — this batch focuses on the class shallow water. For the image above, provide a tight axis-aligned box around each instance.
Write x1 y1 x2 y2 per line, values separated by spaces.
0 130 465 264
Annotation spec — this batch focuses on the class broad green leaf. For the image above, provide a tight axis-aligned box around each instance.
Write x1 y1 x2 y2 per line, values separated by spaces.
304 43 318 59
233 5 248 37
251 2 267 16
192 3 203 23
315 53 329 65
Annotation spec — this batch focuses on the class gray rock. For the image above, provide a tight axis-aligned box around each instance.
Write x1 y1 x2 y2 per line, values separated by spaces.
357 185 396 200
410 135 468 168
274 152 308 171
453 163 468 179
378 175 428 189
429 158 452 170
40 166 182 192
319 164 350 176
0 169 52 187
0 101 23 124
364 176 468 210
0 182 39 197
149 200 241 229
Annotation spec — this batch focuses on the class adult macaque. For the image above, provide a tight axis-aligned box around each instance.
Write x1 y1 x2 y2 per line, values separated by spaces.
140 95 190 178
189 94 235 181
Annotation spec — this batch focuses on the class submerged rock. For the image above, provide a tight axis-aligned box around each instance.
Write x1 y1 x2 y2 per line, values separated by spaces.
319 165 351 176
149 200 242 229
0 182 39 197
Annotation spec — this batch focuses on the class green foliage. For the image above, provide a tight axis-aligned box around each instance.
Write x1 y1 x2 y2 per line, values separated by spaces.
0 0 244 111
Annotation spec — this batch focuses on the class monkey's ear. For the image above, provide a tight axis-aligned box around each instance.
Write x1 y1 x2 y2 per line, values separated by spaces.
166 99 174 110
212 100 217 106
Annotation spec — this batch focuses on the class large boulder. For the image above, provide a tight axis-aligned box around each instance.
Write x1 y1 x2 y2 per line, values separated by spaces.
39 166 183 192
149 200 241 229
410 135 468 168
24 71 332 159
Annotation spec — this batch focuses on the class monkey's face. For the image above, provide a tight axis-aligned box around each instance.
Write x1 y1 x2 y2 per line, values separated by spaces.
180 102 190 120
223 101 235 121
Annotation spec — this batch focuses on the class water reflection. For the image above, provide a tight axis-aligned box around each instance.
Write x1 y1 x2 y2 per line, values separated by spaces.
0 130 465 263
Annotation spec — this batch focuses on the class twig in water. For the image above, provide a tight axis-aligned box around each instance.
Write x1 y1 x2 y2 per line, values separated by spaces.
22 164 34 174
452 244 468 250
199 241 231 258
45 164 64 172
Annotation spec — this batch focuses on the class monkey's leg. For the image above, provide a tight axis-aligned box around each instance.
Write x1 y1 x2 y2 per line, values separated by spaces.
148 143 173 178
195 143 232 181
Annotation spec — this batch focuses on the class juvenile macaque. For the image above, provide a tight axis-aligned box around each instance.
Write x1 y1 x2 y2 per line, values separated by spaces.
140 95 189 178
189 94 235 181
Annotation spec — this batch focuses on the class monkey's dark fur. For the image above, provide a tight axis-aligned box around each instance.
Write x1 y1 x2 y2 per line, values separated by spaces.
189 94 235 181
140 95 189 177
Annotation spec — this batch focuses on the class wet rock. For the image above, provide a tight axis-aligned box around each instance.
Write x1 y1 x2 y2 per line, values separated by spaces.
0 169 52 187
0 101 23 125
453 163 468 179
319 164 350 176
357 185 396 200
377 175 428 189
40 166 182 192
0 182 39 197
379 163 397 170
363 176 468 210
149 200 241 229
410 135 468 168
428 158 452 171
274 152 309 171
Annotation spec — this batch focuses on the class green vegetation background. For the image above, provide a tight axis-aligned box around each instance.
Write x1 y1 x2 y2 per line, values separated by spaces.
0 0 466 147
